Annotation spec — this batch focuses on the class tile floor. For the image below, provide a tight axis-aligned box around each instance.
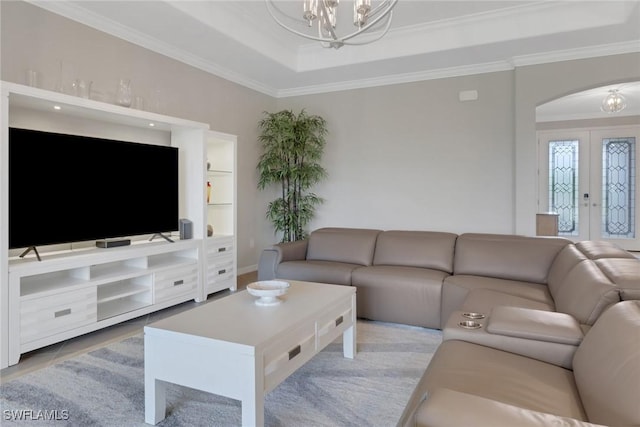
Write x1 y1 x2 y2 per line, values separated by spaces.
0 271 257 384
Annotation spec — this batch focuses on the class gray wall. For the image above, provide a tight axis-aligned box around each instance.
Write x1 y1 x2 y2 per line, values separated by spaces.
2 1 639 270
277 72 515 234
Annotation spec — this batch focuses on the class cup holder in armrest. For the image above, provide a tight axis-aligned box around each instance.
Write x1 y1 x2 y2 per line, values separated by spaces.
462 312 486 320
458 320 482 329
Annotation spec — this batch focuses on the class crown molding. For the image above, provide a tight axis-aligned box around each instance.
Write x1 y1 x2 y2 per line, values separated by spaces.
276 61 513 98
279 40 640 98
511 40 640 67
25 0 279 97
295 0 636 72
25 1 640 99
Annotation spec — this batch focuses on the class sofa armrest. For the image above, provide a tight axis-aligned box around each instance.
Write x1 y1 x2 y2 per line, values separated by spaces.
415 388 604 427
278 239 309 262
487 306 584 345
443 309 581 368
257 240 308 280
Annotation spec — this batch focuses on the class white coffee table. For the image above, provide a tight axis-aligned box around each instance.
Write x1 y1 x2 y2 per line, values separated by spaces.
144 280 357 427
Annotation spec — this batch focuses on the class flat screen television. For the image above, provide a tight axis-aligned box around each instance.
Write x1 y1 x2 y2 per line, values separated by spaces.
9 127 179 251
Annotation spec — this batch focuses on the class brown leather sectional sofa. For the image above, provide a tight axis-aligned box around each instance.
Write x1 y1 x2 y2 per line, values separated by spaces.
258 227 640 426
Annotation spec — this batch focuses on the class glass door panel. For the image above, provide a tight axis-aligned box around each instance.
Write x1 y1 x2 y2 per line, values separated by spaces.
538 130 590 242
590 128 639 250
539 126 640 250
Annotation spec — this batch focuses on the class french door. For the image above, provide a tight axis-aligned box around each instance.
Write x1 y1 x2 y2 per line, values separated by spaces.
538 126 640 250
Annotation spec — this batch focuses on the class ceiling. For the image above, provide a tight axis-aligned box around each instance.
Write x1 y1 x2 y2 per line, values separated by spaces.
28 1 640 118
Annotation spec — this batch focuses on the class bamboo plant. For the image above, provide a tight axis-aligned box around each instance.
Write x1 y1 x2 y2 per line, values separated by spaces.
257 109 328 242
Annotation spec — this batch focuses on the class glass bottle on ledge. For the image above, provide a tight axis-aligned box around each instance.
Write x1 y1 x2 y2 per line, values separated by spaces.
116 78 132 107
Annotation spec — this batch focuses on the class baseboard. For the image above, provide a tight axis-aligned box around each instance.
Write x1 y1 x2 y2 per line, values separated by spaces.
238 264 257 275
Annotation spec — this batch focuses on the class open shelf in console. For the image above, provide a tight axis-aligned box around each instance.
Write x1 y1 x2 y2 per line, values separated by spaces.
20 270 90 298
147 248 198 269
89 258 147 283
97 276 152 321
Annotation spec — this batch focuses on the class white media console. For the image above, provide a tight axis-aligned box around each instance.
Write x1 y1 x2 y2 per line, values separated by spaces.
0 81 237 368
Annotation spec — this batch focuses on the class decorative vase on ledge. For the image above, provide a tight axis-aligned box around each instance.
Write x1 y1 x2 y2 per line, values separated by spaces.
116 78 132 107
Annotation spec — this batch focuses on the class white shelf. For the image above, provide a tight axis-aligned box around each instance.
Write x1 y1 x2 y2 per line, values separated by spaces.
97 281 151 304
3 81 208 132
204 132 237 297
1 81 234 369
98 297 151 321
20 273 89 298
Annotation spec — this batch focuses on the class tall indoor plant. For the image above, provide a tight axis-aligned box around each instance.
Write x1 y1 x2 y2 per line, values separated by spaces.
257 109 328 242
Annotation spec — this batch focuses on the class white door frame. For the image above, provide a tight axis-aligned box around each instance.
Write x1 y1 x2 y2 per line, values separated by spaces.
538 125 640 250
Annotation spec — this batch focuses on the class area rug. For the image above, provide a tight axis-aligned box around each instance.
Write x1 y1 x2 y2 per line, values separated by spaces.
1 320 442 427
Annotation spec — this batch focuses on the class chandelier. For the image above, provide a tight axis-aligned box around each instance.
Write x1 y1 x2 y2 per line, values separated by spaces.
265 0 399 49
601 89 627 113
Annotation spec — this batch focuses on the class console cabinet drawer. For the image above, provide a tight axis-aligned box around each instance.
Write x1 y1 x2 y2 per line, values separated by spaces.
154 266 198 302
207 237 234 258
316 298 354 350
207 255 234 284
263 321 316 393
20 287 97 345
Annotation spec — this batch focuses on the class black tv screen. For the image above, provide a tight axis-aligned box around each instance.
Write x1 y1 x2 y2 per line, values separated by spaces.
9 127 179 249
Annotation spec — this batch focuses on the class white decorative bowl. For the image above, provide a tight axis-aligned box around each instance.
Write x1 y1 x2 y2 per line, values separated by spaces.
246 280 290 306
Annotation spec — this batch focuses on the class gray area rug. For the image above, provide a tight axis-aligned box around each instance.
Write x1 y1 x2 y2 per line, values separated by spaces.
1 320 442 427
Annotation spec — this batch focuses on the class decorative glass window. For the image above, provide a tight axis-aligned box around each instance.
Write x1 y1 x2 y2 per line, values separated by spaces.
549 140 579 236
602 137 635 239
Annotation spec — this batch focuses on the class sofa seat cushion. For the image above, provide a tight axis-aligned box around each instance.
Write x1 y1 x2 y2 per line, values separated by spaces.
416 388 605 427
445 275 553 303
441 275 553 327
276 260 359 285
351 265 448 329
461 289 555 316
420 340 587 420
595 258 640 300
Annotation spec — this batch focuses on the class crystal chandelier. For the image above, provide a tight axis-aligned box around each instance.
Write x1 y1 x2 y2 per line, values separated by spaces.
265 0 399 49
601 89 627 113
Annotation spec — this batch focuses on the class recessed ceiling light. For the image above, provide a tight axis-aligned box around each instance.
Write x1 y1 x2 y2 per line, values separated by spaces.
53 105 62 110
149 123 155 127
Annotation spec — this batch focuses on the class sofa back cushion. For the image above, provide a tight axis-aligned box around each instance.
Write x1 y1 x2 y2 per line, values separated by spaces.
547 244 587 296
573 300 640 426
595 257 640 301
306 227 381 266
552 260 620 325
453 233 570 284
373 230 458 273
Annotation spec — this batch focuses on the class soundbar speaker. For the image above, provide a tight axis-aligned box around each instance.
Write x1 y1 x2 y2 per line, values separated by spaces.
179 219 193 240
96 239 131 248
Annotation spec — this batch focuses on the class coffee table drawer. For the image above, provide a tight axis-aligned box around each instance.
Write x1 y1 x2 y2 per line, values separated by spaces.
263 321 316 392
317 297 354 350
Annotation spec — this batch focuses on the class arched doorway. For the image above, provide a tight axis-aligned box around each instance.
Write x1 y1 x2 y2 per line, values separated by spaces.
536 82 640 250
